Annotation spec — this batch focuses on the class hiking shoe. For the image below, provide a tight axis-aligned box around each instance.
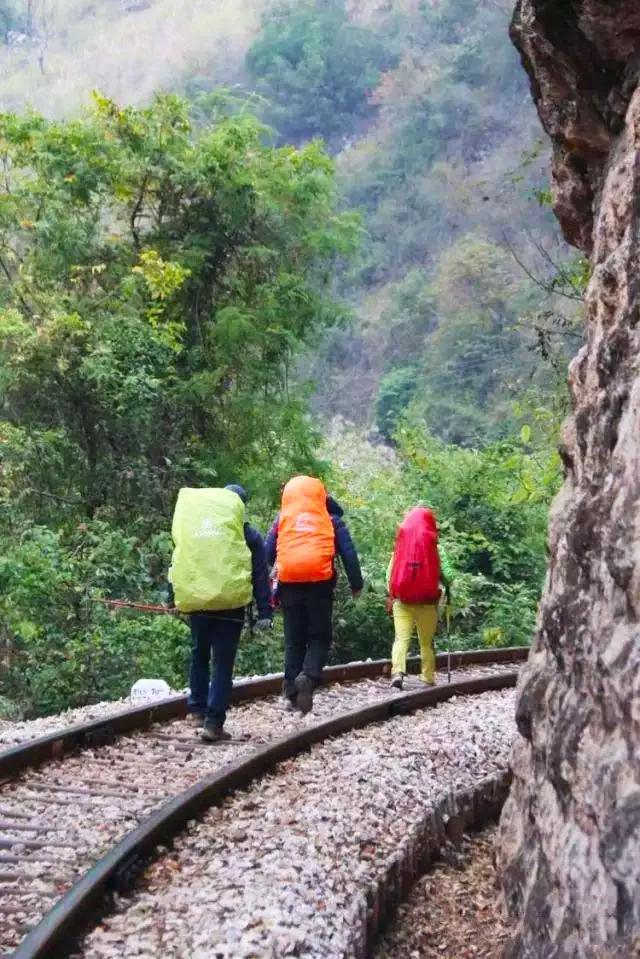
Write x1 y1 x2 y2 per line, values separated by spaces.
390 674 403 690
186 712 205 726
201 722 232 743
283 697 298 713
294 673 314 715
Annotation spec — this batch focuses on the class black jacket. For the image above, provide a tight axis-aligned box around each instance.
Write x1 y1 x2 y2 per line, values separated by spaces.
265 496 363 592
244 522 272 619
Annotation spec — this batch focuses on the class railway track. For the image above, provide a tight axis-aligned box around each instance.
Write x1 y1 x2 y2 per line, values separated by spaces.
0 648 527 958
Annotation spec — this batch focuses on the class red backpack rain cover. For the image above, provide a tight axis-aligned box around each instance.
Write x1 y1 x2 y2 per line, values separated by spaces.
390 507 441 604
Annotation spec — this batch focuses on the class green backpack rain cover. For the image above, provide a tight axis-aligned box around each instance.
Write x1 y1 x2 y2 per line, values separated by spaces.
169 488 252 613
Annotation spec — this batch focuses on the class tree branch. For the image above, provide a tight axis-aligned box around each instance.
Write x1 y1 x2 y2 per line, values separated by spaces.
501 232 584 303
130 173 150 251
0 252 34 317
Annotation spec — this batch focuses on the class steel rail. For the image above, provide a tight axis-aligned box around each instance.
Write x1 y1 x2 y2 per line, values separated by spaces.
12 669 519 959
0 646 528 781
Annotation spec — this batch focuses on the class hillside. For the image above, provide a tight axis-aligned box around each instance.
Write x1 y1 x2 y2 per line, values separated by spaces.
0 1 581 447
0 0 265 115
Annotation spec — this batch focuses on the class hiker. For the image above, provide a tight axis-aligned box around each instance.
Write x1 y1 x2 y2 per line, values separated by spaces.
386 506 453 690
266 476 363 714
169 484 272 742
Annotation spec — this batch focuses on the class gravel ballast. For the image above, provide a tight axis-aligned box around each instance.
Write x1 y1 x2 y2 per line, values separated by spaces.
0 666 509 955
376 825 510 958
76 688 516 959
0 699 141 747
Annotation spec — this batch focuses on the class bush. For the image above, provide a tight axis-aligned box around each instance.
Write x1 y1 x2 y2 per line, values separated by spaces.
323 421 555 660
375 367 418 439
0 522 191 715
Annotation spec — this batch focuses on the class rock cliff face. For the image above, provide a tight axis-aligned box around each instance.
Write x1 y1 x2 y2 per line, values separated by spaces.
498 2 640 957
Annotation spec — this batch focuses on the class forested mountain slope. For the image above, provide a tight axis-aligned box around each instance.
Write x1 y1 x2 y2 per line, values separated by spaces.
299 0 582 439
0 0 265 113
0 0 581 445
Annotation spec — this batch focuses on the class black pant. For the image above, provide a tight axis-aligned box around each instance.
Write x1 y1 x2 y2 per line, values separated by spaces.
279 581 334 700
188 613 243 725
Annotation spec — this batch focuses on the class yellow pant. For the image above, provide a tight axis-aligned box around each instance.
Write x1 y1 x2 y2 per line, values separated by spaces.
391 600 438 682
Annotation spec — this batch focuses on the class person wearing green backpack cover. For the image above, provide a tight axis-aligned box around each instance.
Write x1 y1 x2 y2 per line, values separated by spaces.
169 484 272 742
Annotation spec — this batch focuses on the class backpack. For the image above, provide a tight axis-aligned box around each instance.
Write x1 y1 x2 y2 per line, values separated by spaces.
390 507 441 604
277 476 335 583
169 487 252 613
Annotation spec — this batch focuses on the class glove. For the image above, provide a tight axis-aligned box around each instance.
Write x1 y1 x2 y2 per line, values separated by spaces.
255 618 273 632
386 596 394 615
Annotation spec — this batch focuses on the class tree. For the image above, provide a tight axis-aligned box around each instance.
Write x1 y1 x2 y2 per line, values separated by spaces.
246 0 393 147
0 94 358 527
375 367 417 439
408 237 549 445
0 94 359 714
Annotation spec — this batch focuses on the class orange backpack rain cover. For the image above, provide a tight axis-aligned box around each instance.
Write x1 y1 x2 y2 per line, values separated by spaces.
277 476 335 583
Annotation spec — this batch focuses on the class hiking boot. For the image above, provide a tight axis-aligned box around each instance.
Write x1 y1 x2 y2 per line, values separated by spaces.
390 674 403 690
201 722 232 743
294 673 314 715
186 712 205 726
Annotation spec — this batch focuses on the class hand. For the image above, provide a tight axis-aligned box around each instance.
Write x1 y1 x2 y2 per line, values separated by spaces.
445 585 452 607
255 618 273 632
351 588 362 599
386 596 394 615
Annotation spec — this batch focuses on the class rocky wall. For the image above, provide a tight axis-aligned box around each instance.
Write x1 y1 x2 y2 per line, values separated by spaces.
498 2 640 956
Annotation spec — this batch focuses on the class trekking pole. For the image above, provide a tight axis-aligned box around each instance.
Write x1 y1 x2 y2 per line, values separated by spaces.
92 597 179 615
90 598 243 624
445 591 452 684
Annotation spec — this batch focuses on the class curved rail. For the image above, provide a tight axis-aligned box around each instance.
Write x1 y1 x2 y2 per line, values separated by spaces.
0 646 527 781
12 668 519 959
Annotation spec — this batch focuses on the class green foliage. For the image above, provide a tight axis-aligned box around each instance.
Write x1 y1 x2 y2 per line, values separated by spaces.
375 367 417 439
0 522 187 714
0 94 357 520
337 0 534 284
0 94 358 715
324 422 557 663
304 0 582 433
376 236 571 447
247 0 393 147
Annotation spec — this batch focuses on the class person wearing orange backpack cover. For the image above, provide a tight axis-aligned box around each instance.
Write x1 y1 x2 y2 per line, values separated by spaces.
386 506 454 689
265 476 363 714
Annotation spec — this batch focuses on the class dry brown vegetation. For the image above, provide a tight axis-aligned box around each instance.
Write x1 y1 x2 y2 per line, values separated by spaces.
0 0 267 115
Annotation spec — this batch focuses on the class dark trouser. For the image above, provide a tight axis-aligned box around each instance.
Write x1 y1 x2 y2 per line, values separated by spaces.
279 581 334 701
188 612 243 726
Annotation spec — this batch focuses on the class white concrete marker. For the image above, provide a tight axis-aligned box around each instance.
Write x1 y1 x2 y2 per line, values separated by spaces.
130 678 171 702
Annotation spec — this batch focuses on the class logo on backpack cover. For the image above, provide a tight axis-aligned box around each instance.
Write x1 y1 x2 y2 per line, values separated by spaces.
294 512 318 533
194 517 222 538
